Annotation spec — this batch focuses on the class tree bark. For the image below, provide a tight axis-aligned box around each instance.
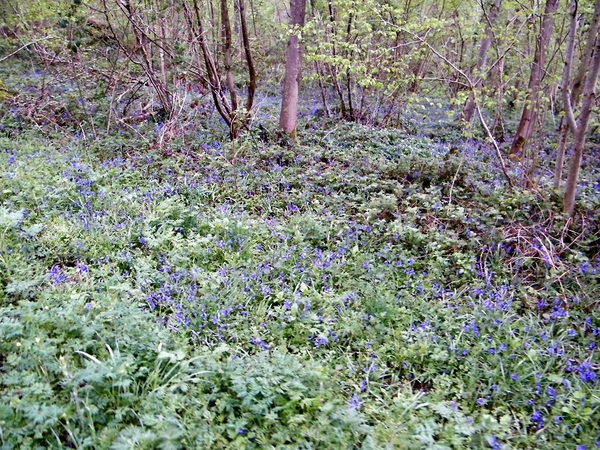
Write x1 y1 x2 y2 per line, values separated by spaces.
563 20 600 215
556 0 600 190
326 2 348 119
221 0 238 113
571 0 600 102
510 0 559 157
279 0 307 136
462 0 502 123
237 0 256 112
344 11 355 120
554 0 578 189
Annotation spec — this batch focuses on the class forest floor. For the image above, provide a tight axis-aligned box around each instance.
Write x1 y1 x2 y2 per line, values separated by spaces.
1 61 599 449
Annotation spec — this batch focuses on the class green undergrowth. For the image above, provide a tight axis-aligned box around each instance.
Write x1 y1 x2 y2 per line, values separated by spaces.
0 127 599 449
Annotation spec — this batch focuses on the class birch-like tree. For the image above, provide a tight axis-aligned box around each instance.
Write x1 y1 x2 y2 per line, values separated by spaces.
279 0 307 138
555 0 600 190
509 0 560 157
563 0 600 215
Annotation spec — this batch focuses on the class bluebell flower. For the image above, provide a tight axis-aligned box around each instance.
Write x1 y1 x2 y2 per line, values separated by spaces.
348 394 362 411
250 337 269 350
531 410 544 427
49 265 68 285
578 361 597 384
359 379 367 392
488 435 502 450
312 336 328 348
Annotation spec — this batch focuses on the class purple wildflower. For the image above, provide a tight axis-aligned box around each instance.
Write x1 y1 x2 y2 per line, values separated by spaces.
49 265 68 285
349 394 362 411
531 410 544 428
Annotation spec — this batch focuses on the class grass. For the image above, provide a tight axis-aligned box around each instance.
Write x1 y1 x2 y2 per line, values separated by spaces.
0 101 599 447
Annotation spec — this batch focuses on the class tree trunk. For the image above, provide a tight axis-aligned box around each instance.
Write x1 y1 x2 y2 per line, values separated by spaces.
221 0 238 114
462 0 502 123
510 0 559 157
571 0 600 102
315 60 331 117
408 58 427 93
237 0 256 112
554 0 578 189
325 1 348 119
279 0 307 136
343 12 355 120
563 20 600 215
117 0 174 120
556 0 600 190
185 0 232 130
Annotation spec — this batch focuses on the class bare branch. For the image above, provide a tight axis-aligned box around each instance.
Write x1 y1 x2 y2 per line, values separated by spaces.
476 102 514 189
0 36 58 63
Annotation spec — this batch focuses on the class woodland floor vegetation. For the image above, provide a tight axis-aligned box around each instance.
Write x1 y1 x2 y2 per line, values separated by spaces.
1 58 600 449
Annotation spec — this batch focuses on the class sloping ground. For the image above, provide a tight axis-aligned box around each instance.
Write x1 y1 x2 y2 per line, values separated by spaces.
0 126 599 449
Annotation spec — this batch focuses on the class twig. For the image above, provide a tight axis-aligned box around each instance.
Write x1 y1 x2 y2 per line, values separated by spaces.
475 103 514 189
447 158 464 205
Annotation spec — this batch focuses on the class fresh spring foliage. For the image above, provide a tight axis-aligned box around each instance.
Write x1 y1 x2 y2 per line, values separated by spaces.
0 121 599 448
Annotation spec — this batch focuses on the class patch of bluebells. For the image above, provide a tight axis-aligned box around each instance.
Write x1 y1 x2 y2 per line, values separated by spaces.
49 265 69 285
531 410 544 428
312 335 328 348
9 132 600 447
576 361 597 384
250 336 269 351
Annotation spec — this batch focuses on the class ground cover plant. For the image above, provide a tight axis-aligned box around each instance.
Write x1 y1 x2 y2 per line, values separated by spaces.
1 5 600 441
1 104 599 448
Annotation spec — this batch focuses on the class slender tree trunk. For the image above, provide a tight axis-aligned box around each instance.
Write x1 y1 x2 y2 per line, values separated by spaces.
221 0 238 113
554 0 578 189
462 0 502 123
184 0 256 139
117 0 174 119
491 56 507 140
408 58 426 93
563 20 600 215
556 0 600 189
344 12 354 120
326 1 347 119
571 0 600 101
185 0 232 130
237 0 256 112
510 0 559 157
315 61 331 117
279 0 307 136
159 17 168 87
